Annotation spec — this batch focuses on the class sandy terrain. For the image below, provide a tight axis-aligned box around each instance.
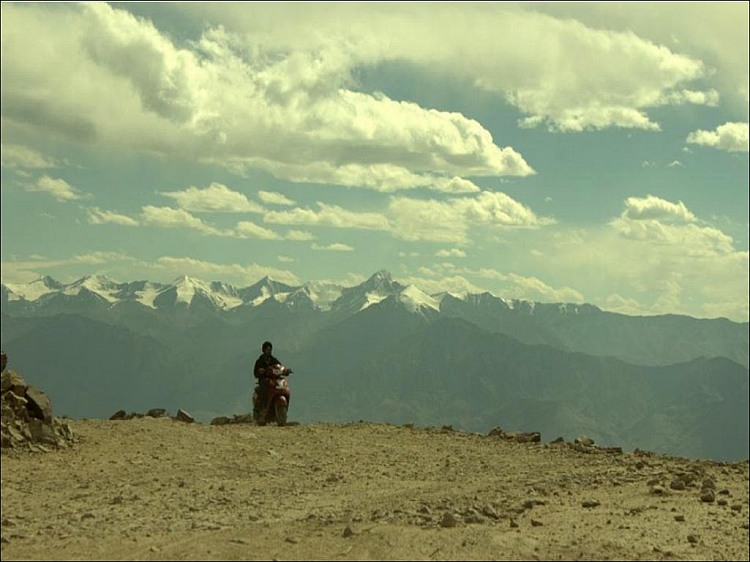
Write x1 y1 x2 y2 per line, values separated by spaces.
1 417 748 561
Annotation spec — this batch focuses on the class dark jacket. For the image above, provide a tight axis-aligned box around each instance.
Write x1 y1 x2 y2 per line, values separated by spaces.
254 352 280 379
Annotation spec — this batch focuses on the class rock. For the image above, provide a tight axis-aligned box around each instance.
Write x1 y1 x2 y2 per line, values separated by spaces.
342 526 354 538
674 514 685 522
700 489 715 503
211 416 230 425
146 408 168 418
575 436 595 446
109 410 128 420
439 512 459 528
1 368 75 451
509 518 519 528
650 485 666 495
670 479 686 491
531 519 543 527
482 504 499 519
687 534 699 544
487 427 504 437
1 351 7 373
582 499 600 508
1 370 27 396
25 386 53 423
175 409 194 423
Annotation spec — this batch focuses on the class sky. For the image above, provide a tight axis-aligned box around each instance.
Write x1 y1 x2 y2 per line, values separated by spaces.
1 2 748 322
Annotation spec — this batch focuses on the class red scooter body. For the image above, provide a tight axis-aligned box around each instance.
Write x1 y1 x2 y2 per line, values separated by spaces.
252 364 292 426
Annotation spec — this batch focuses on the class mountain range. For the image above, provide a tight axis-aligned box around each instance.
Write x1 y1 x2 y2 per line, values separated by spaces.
1 270 748 461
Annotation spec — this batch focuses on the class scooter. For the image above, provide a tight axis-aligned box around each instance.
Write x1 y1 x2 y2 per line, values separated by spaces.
252 364 293 426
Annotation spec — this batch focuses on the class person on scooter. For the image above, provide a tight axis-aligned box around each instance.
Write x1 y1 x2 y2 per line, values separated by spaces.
254 341 280 422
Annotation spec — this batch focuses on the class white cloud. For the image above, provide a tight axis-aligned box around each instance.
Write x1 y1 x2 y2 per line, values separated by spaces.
265 203 391 231
389 191 553 243
235 220 281 240
258 191 296 206
176 3 717 133
686 122 749 152
1 144 59 170
0 3 534 194
311 243 354 252
435 249 466 258
406 265 584 303
0 251 135 283
284 230 315 241
87 207 139 226
621 195 696 222
140 206 228 236
534 198 749 320
24 175 86 201
254 162 497 194
527 3 749 117
145 256 300 286
161 183 264 213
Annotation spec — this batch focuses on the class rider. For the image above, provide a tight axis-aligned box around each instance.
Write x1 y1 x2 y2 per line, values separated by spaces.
254 341 280 421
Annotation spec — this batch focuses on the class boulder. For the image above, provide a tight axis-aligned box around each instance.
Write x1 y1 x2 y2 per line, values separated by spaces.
1 365 76 452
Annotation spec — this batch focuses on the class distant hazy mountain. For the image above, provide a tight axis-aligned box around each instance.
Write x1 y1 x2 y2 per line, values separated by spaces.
2 270 748 460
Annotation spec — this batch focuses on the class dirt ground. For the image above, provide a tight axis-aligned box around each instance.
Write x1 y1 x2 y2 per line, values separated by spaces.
1 417 748 561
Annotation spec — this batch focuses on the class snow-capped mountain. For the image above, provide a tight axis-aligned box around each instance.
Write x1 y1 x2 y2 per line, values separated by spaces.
3 275 64 302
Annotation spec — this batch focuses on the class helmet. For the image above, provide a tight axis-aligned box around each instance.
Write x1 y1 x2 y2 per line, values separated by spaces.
262 341 273 352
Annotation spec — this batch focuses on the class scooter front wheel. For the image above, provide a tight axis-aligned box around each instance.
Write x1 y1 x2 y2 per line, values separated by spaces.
275 402 288 427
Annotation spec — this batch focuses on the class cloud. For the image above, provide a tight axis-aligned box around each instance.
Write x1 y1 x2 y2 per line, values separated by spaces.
435 249 466 258
284 230 315 241
389 191 553 243
235 220 281 240
160 183 264 213
144 256 300 286
1 144 60 170
527 3 749 116
258 191 296 206
311 243 354 252
24 175 86 201
406 265 584 303
265 203 391 231
87 207 140 226
686 122 749 152
0 251 135 283
1 3 533 194
621 195 696 222
140 206 228 236
533 198 748 320
176 4 718 133
254 162 495 194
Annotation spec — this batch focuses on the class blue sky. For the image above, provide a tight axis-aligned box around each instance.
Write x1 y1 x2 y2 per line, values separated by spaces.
1 2 748 321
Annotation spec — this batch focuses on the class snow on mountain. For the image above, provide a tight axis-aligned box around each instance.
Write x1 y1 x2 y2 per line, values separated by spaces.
298 281 344 311
163 275 243 309
0 269 596 317
398 285 440 313
63 275 122 303
3 276 64 302
332 270 404 313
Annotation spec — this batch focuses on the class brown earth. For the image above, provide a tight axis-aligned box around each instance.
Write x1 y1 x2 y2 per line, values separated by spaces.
1 417 748 561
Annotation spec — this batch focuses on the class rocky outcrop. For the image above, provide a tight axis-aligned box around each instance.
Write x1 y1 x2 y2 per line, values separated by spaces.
109 408 195 423
1 359 76 452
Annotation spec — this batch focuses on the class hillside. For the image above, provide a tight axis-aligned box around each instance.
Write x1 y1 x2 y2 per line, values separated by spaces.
1 417 748 561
